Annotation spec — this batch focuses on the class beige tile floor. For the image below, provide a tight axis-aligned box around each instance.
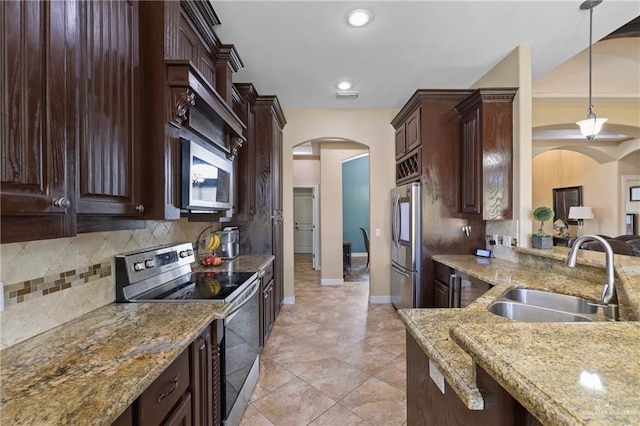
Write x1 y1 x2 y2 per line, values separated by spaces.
240 254 408 426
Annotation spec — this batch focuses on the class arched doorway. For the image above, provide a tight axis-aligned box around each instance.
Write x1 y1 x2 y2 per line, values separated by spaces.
291 138 370 289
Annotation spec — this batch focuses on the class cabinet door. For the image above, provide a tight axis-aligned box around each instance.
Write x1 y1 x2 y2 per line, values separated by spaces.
395 127 406 159
211 320 223 426
434 262 453 308
434 282 450 308
404 108 421 152
262 279 275 344
163 393 193 426
111 405 133 426
77 0 142 216
190 329 213 426
0 0 77 243
234 84 257 219
461 107 481 214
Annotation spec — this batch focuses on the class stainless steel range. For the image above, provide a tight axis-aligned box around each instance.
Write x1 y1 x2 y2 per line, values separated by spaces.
115 242 262 425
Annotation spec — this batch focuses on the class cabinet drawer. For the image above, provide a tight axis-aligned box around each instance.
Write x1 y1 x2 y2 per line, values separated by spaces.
138 349 190 426
434 262 453 284
261 261 274 285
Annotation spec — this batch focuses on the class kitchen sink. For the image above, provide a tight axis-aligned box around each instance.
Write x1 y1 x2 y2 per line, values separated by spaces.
488 301 596 322
500 288 597 315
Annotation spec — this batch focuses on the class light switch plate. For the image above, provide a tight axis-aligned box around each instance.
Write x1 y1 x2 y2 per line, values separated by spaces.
375 228 380 237
429 359 446 394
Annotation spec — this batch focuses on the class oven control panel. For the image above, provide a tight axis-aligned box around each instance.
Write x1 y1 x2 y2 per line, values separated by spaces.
116 242 195 286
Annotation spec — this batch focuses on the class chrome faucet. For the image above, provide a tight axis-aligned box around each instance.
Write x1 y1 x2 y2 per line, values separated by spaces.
565 235 619 321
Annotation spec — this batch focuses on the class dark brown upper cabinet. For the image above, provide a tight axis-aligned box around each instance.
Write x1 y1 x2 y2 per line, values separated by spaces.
455 88 518 220
139 0 245 221
395 107 421 160
77 0 143 219
233 83 258 220
1 1 78 243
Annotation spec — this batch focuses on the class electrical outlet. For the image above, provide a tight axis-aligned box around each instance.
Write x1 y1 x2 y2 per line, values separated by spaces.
502 236 512 247
375 228 381 237
0 281 4 312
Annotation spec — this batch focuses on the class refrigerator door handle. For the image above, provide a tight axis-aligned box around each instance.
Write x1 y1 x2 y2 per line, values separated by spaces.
392 264 411 278
391 194 399 248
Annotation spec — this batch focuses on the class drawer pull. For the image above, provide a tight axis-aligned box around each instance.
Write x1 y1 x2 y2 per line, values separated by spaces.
157 375 180 403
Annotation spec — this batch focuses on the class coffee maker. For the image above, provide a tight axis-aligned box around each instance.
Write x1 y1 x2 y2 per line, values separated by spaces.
214 228 239 259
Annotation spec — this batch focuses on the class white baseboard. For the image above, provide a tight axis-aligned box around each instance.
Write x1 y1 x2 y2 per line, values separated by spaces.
369 295 392 304
351 252 367 258
283 296 295 305
321 278 343 286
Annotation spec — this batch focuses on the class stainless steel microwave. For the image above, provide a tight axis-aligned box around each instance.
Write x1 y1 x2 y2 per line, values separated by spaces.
181 138 234 212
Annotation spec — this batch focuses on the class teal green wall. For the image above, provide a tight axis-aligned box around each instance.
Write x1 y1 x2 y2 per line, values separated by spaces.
342 155 369 253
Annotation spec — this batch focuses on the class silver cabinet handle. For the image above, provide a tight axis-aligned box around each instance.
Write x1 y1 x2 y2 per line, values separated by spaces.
157 375 179 403
136 204 145 213
53 197 71 209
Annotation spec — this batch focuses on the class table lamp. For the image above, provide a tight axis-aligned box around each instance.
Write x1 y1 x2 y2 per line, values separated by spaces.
568 206 594 237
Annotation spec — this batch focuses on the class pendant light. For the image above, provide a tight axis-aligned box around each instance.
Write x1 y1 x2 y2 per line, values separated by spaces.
576 0 608 142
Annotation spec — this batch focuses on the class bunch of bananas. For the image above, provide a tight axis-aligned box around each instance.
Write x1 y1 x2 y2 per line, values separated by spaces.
204 232 221 251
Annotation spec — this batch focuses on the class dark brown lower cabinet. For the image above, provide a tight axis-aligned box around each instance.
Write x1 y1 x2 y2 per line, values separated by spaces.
138 349 191 425
211 320 223 426
434 261 454 308
191 328 213 426
112 405 133 426
163 393 193 426
112 319 222 426
406 331 541 426
260 261 275 346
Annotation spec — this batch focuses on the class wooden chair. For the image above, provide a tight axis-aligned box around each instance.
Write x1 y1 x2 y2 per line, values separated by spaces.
359 227 370 268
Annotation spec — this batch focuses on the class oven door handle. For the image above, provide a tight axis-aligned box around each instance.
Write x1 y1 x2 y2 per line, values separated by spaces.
223 279 260 320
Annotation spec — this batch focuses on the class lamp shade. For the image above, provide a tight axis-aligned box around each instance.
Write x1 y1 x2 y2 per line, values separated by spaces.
568 206 594 220
577 117 608 140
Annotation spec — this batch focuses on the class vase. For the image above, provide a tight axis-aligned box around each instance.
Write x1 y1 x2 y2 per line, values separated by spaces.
531 235 554 250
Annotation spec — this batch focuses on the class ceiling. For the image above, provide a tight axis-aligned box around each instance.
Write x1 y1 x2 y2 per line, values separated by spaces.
212 1 639 109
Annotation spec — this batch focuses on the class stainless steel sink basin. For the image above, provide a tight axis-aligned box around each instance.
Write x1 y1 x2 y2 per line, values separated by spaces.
500 288 597 315
488 301 596 322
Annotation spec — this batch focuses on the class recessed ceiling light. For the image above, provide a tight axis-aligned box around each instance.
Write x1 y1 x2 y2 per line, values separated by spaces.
346 9 371 27
337 81 352 90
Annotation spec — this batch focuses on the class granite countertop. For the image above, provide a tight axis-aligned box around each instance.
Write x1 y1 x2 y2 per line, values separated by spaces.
399 248 640 424
192 254 274 274
0 254 274 425
451 321 640 426
0 303 225 425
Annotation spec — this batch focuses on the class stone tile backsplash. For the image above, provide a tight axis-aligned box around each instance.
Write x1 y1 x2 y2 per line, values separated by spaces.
0 219 215 349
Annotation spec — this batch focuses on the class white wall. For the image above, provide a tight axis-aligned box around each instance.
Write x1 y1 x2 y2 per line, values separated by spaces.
282 109 398 303
292 157 320 185
319 143 367 283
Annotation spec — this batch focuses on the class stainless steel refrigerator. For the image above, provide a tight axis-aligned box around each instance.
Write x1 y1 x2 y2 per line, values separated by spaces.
391 182 422 309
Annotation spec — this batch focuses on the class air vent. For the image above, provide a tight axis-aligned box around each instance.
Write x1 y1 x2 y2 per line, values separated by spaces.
336 91 359 99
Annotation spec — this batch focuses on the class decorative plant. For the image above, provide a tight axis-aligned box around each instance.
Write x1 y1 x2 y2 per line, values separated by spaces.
532 206 554 237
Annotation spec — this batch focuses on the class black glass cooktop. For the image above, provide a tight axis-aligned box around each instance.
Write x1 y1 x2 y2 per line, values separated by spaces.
143 271 256 301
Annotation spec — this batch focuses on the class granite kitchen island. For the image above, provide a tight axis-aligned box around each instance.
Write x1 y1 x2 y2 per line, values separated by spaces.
399 247 640 425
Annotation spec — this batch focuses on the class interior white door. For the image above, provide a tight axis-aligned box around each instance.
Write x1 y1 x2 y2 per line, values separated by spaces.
294 194 314 253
